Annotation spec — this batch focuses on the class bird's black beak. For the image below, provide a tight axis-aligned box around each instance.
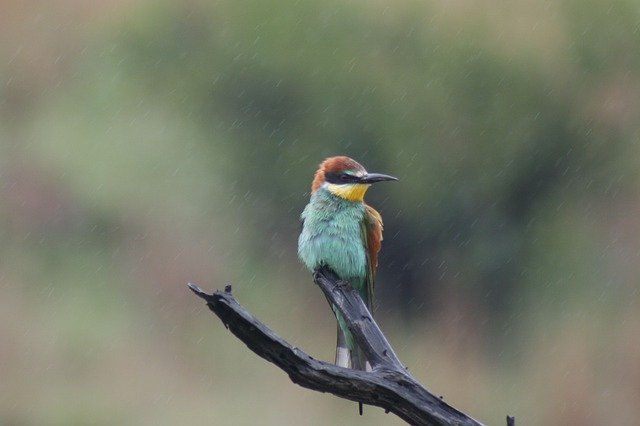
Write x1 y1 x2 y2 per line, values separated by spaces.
359 173 398 184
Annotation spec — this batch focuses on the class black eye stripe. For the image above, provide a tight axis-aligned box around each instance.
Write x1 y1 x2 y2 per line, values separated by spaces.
325 172 360 184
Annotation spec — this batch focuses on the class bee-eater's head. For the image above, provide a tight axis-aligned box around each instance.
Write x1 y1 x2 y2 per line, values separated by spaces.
311 156 397 202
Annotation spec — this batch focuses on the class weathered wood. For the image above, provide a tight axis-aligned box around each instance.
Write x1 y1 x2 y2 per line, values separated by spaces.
312 266 404 369
188 267 500 425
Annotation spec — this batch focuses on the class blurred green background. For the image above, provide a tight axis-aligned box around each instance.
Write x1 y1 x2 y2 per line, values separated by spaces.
2 0 640 424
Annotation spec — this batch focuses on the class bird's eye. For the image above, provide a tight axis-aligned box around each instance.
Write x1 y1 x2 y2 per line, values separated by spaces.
339 174 350 181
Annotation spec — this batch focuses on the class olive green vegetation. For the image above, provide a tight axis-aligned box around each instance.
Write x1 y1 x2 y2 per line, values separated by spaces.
2 0 640 424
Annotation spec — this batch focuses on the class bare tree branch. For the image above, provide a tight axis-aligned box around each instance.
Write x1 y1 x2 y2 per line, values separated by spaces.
188 267 509 425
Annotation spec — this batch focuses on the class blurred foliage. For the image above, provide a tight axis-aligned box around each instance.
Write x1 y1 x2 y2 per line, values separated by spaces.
2 0 640 424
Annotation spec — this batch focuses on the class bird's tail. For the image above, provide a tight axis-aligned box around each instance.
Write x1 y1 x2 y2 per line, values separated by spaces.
335 314 372 371
335 325 351 368
334 310 372 417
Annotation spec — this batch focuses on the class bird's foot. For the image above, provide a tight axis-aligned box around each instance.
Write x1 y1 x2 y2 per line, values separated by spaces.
313 266 349 288
313 265 335 281
335 279 350 288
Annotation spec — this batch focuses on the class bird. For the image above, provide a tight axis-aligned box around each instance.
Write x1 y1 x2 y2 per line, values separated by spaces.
298 156 397 371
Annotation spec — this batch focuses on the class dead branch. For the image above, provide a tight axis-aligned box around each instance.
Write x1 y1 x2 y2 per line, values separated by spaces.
188 267 510 425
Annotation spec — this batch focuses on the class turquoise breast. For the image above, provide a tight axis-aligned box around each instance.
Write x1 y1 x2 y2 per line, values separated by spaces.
298 188 367 281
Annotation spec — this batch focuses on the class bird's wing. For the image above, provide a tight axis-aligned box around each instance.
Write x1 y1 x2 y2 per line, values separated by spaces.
361 204 384 312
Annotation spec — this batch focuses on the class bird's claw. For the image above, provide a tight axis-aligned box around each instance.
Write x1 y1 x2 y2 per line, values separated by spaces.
335 279 350 288
313 266 349 288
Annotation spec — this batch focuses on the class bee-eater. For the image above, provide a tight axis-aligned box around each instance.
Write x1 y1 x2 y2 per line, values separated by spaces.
298 156 397 370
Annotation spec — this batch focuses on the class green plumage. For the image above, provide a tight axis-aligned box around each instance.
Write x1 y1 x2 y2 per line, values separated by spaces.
298 187 370 368
298 187 368 299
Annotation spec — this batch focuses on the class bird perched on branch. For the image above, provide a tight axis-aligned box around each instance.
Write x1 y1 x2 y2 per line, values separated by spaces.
298 156 397 371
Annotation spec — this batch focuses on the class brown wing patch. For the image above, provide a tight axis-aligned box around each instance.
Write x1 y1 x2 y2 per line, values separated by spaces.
364 204 384 273
361 204 384 312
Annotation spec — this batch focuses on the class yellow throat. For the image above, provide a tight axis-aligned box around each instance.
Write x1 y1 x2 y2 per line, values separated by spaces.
327 183 371 202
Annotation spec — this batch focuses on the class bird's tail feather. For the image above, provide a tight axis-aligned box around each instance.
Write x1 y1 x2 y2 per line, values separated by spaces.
336 324 372 371
335 326 351 368
335 317 371 417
